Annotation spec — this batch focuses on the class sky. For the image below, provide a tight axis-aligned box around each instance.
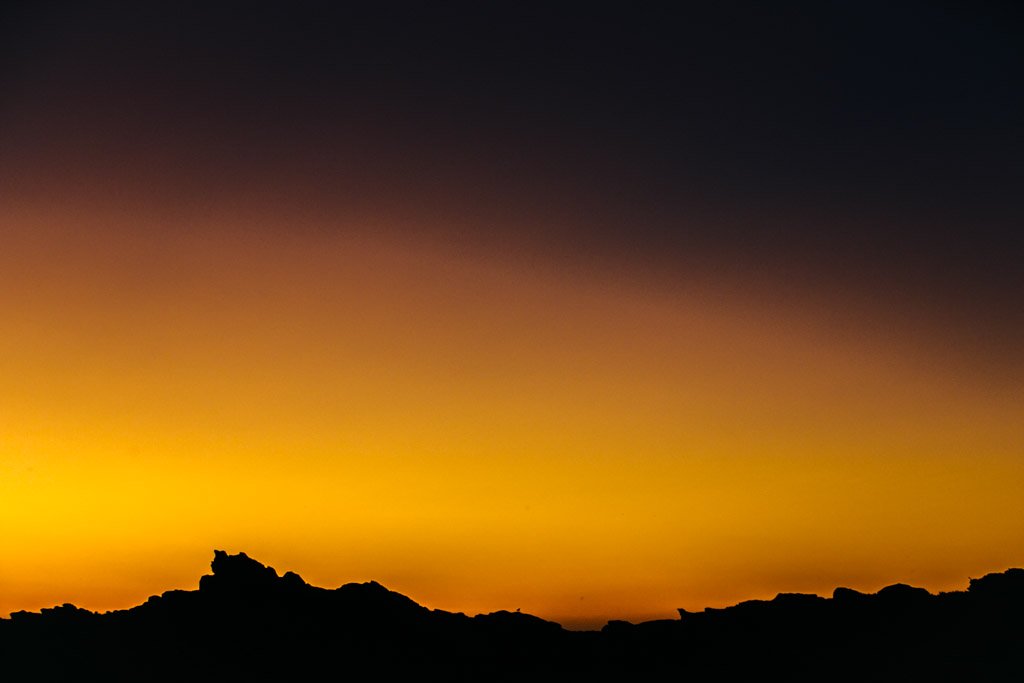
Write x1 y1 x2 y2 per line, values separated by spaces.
1 2 1022 629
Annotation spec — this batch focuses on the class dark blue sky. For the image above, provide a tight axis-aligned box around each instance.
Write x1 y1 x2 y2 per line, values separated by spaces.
3 1 1022 359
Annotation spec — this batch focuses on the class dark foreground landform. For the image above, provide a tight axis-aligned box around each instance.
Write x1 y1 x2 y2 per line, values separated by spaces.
3 551 1023 681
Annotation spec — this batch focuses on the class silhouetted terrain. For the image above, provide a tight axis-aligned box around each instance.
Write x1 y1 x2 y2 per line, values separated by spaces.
2 551 1022 681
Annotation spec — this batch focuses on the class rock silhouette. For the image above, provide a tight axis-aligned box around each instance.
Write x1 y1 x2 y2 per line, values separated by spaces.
2 551 1022 681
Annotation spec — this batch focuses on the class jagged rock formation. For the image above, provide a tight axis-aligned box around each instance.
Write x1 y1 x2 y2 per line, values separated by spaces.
2 551 1022 681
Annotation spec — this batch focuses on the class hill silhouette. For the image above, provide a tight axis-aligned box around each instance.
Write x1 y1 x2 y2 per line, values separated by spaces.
2 551 1022 681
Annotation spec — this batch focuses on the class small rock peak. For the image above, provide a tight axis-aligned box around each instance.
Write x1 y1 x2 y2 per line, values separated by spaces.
771 593 824 606
281 570 307 588
202 550 281 593
876 583 932 603
211 550 278 577
968 567 1024 597
474 609 563 632
832 586 867 602
603 619 635 633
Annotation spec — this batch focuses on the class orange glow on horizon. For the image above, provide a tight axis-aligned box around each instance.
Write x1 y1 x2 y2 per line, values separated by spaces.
1 198 1022 629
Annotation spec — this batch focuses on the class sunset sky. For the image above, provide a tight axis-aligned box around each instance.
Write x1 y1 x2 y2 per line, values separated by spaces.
1 3 1022 629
